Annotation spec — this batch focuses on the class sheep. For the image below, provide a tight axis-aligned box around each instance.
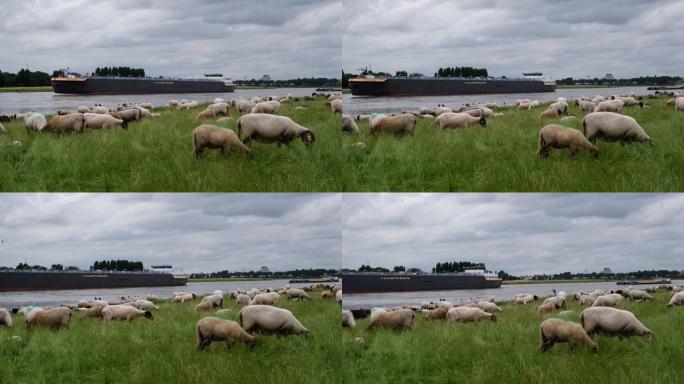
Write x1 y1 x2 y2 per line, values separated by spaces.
0 308 12 327
196 108 217 120
579 101 597 112
424 306 449 321
582 112 652 145
172 293 196 303
192 124 252 159
201 294 224 308
41 113 86 134
537 124 598 158
178 101 199 110
539 108 560 120
237 113 315 147
207 102 229 116
195 301 215 311
336 289 342 304
341 114 359 133
537 303 557 315
235 294 251 305
320 290 334 299
0 122 5 134
342 309 356 328
676 97 684 112
238 305 309 335
477 302 502 313
286 288 310 300
251 100 281 114
26 307 72 329
110 108 141 124
84 113 127 130
78 305 105 319
235 100 256 113
543 296 567 309
196 317 255 350
367 308 415 331
628 290 654 301
129 300 159 311
446 307 496 323
580 307 653 338
369 113 417 136
668 291 684 307
514 294 538 305
619 97 643 108
331 286 342 296
436 112 486 129
25 112 48 131
592 293 624 307
169 100 180 108
539 318 598 352
594 99 624 113
102 305 153 324
251 292 280 306
549 101 568 115
330 99 342 114
92 106 109 114
579 295 595 306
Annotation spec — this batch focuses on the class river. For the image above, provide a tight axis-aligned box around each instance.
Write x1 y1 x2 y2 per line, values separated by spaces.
344 86 651 116
0 279 313 307
0 88 321 115
343 279 684 309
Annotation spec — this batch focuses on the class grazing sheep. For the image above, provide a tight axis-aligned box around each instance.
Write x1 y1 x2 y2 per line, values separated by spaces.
668 291 684 307
342 309 356 328
235 294 251 305
537 124 598 158
477 302 502 313
201 294 224 308
238 305 309 335
172 293 196 303
628 290 654 301
582 112 652 145
537 303 557 315
549 101 568 115
169 100 180 108
84 113 127 130
592 293 624 307
579 295 595 306
25 112 48 131
330 99 343 114
195 301 215 312
676 97 684 112
26 307 72 329
447 307 496 323
367 308 415 331
207 102 229 116
370 113 417 136
192 124 252 159
130 300 158 311
579 101 597 112
0 308 12 327
539 318 598 352
594 100 624 113
0 122 5 134
196 317 255 350
515 294 538 305
102 305 153 324
331 286 342 296
237 114 315 147
196 108 217 120
235 100 256 113
251 292 280 306
341 114 359 133
436 112 486 129
320 290 334 299
42 113 86 134
539 108 560 120
110 108 141 124
619 97 643 108
543 296 567 309
286 288 311 300
178 101 199 110
78 305 105 319
336 290 342 304
580 307 653 338
251 100 281 114
424 306 449 321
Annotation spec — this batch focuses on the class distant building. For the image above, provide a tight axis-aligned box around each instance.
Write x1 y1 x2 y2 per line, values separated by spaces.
602 267 613 274
406 268 422 273
260 75 272 81
603 73 615 80
260 266 270 273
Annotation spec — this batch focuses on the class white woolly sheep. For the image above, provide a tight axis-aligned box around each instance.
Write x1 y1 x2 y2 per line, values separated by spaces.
286 288 311 300
207 103 229 116
424 306 449 321
515 294 538 305
477 302 502 313
196 108 217 120
0 308 12 327
582 112 652 145
330 99 342 114
367 308 415 331
43 113 86 134
235 294 251 305
102 305 153 324
436 112 486 129
237 113 315 147
78 305 105 319
25 112 48 131
676 97 684 112
84 113 127 130
251 100 281 114
549 101 568 115
628 290 654 301
131 300 159 311
238 305 309 335
26 307 71 329
178 101 199 110
579 295 595 306
320 290 334 299
235 100 256 113
341 114 359 133
543 296 567 309
336 289 342 304
537 124 598 158
668 291 684 307
447 307 496 323
342 309 356 328
110 108 141 124
172 293 196 303
580 307 653 338
579 101 597 112
196 317 255 350
539 108 560 120
537 303 557 315
192 124 252 158
251 292 280 306
369 113 417 136
594 100 624 113
539 318 598 352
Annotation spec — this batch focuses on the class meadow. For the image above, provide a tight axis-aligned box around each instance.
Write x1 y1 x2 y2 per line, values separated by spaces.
341 290 684 384
0 98 342 191
342 95 684 191
0 288 342 384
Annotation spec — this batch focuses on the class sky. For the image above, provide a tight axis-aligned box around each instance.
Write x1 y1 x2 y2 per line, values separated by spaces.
342 0 684 79
0 0 340 79
0 194 341 273
342 194 684 275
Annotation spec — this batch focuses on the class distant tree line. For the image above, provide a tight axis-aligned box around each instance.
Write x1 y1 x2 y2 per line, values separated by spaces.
9 263 78 271
233 77 339 88
92 260 144 271
357 265 390 272
0 69 52 87
94 66 146 77
556 76 682 86
189 268 338 279
433 261 486 273
435 67 488 78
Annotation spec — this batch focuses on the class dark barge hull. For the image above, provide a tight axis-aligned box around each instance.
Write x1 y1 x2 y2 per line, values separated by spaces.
52 77 235 95
0 271 188 292
341 273 503 293
349 77 556 96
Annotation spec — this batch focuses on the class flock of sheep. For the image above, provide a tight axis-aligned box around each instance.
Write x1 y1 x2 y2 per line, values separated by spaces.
341 284 684 353
0 283 342 351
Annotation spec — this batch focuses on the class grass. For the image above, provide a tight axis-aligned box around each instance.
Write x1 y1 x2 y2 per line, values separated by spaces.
0 288 342 384
0 86 53 93
342 95 684 191
341 290 684 384
0 98 341 191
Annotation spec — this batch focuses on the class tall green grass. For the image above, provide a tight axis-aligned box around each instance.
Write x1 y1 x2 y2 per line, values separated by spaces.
341 291 684 384
0 289 342 384
342 96 684 191
0 99 342 191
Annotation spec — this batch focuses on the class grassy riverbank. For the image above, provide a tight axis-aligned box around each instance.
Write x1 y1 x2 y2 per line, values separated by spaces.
342 95 684 191
0 86 53 93
503 279 615 285
0 288 341 384
0 98 341 191
341 290 684 383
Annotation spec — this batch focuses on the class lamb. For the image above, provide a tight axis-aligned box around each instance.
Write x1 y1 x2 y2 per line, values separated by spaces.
342 309 356 328
539 108 560 120
237 114 315 147
286 288 311 300
424 306 449 321
594 99 624 113
537 124 598 158
668 291 684 307
25 112 48 131
195 317 255 350
196 108 217 120
477 302 502 313
582 112 652 145
110 108 141 124
543 296 567 309
251 100 281 114
579 101 597 112
192 124 252 159
84 113 127 130
0 308 12 327
537 303 557 315
251 292 280 306
367 308 415 331
549 101 568 115
369 113 417 135
436 112 486 129
26 307 72 329
238 305 309 335
330 99 343 114
102 305 153 324
341 114 359 133
235 294 251 305
207 102 229 116
538 318 598 352
628 290 654 301
43 113 86 134
446 307 496 323
580 307 653 338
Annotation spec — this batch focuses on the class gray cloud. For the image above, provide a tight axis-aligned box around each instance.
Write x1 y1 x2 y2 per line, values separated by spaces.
342 194 684 275
0 0 340 79
342 0 684 78
0 194 341 273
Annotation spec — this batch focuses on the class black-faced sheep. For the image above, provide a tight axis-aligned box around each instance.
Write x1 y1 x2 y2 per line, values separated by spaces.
238 305 309 335
237 114 315 147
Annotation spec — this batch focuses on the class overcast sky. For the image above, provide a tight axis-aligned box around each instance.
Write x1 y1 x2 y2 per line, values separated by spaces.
0 0 340 79
342 0 684 79
343 194 684 275
0 194 341 273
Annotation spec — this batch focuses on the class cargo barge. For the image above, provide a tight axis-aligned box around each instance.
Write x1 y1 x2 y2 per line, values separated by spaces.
616 278 671 285
0 265 188 291
349 73 556 96
341 269 502 293
51 73 235 95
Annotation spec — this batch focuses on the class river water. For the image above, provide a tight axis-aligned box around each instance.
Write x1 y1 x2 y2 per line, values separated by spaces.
0 279 313 308
344 86 651 116
0 87 321 115
342 279 684 310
